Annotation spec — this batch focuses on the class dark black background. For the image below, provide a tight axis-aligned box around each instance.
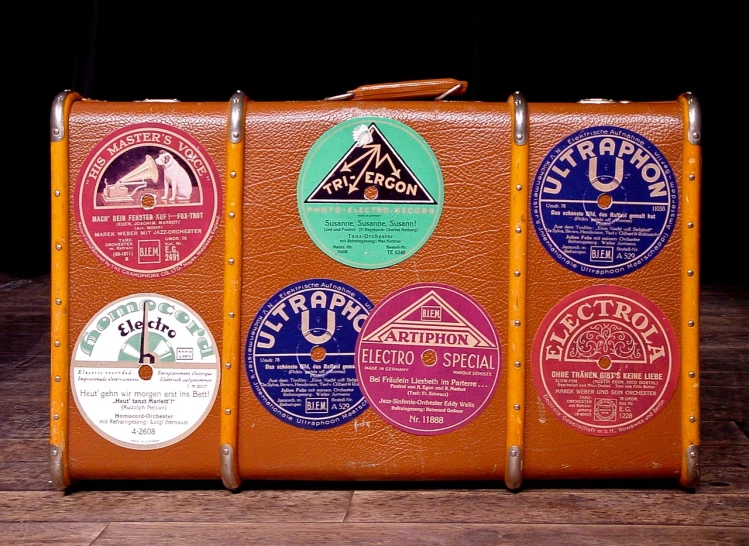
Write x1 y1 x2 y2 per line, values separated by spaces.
7 2 743 285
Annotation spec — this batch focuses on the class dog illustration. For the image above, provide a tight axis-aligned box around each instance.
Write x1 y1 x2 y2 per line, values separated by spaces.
155 151 193 202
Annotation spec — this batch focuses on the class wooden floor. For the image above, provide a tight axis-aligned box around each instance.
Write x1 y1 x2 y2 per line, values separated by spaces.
1 274 747 545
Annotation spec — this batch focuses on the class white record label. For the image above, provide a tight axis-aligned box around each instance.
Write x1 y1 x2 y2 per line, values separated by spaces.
71 294 219 449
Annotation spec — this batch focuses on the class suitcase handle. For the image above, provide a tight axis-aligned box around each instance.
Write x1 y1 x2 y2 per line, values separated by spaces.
325 78 468 101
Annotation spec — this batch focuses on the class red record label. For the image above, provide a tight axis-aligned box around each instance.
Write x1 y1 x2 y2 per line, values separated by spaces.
532 285 679 436
75 123 222 278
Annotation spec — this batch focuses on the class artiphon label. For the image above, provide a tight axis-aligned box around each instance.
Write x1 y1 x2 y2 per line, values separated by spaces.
355 283 501 435
75 123 222 278
71 294 220 449
298 117 443 269
532 285 679 436
531 126 677 277
245 279 373 430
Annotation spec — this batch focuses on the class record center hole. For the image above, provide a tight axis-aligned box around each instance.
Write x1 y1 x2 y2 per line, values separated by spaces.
364 186 379 200
310 346 326 362
141 193 156 210
422 349 437 366
138 364 153 380
597 193 613 210
598 356 612 370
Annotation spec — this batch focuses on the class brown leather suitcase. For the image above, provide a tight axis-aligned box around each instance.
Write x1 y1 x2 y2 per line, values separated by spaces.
50 79 701 491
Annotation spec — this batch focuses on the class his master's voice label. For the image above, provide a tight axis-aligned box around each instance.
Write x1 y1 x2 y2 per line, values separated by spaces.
355 283 501 435
75 123 222 278
71 293 220 449
245 279 373 430
531 126 678 277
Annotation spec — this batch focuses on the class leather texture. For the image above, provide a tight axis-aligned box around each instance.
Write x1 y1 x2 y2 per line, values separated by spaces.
237 101 511 480
62 95 687 482
522 102 684 480
66 101 227 480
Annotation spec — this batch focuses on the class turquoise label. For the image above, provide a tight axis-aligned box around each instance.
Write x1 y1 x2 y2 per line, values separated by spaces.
298 117 444 269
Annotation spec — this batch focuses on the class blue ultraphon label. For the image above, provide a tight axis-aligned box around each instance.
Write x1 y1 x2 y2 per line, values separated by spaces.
245 279 374 429
531 126 678 277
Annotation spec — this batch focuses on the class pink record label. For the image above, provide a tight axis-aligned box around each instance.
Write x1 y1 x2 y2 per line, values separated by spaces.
75 123 222 278
532 285 679 436
355 283 501 435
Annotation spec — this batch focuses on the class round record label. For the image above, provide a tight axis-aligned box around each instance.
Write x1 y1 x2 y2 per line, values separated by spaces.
531 126 677 277
75 123 222 278
71 294 220 449
245 279 374 430
355 283 501 435
532 285 679 436
297 117 444 269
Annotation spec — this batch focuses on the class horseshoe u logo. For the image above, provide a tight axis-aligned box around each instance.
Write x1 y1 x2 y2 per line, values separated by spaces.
588 157 624 192
301 310 335 344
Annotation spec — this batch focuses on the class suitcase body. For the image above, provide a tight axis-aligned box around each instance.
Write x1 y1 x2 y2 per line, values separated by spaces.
50 80 701 490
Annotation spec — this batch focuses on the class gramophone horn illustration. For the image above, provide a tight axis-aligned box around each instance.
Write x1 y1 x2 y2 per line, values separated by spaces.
100 154 159 204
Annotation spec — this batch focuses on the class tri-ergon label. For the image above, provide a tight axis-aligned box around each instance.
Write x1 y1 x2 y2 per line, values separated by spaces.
245 279 373 429
297 117 443 269
531 126 678 277
531 285 679 436
355 283 501 435
71 294 220 449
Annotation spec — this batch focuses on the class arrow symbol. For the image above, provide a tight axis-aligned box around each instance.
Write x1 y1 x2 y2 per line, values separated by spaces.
346 145 380 194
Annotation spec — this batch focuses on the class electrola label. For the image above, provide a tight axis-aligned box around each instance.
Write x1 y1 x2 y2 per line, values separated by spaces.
75 123 222 278
245 279 374 430
297 117 444 269
355 283 501 435
71 294 220 449
532 285 679 436
531 126 678 277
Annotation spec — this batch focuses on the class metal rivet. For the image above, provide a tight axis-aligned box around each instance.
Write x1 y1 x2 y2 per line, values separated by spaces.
515 227 522 234
514 320 521 326
510 448 518 457
55 244 62 251
54 376 60 382
687 270 694 277
687 222 694 229
228 258 235 265
228 312 235 319
689 174 695 181
53 128 60 135
54 190 60 197
689 415 696 423
232 131 239 139
692 132 700 140
222 447 230 455
690 449 697 458
513 404 521 411
688 371 695 378
51 448 58 456
688 320 695 327
54 340 60 347
515 184 522 191
230 171 237 178
55 299 62 305
225 408 231 415
514 270 521 277
514 361 521 368
516 133 523 142
225 362 231 369
229 212 235 219
53 414 59 420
